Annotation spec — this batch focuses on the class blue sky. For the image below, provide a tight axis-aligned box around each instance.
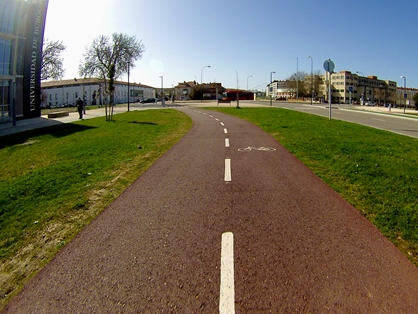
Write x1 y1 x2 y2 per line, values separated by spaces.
44 0 418 90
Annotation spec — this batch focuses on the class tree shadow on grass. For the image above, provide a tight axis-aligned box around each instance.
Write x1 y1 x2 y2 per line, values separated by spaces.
128 121 158 126
0 124 97 149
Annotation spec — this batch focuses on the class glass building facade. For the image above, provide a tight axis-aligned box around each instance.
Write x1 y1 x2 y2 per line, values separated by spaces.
0 0 48 123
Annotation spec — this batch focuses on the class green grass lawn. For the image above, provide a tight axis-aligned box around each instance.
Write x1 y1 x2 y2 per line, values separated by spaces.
208 107 418 267
0 109 191 307
1 105 418 308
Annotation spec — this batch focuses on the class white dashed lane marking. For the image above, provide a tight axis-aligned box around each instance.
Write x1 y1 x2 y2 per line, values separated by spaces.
196 110 232 182
219 232 235 314
224 159 231 182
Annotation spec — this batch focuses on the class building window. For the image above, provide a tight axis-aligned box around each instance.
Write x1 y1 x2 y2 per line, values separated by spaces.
0 38 12 75
0 2 16 34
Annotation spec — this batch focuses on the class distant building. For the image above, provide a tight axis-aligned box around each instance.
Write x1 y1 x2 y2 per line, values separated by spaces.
324 70 397 105
265 71 401 105
201 82 223 100
396 86 418 108
41 78 155 107
173 81 223 100
174 81 198 101
0 0 49 124
266 80 292 99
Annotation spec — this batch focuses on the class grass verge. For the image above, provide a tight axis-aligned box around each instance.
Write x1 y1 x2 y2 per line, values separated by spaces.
0 109 191 308
208 107 418 266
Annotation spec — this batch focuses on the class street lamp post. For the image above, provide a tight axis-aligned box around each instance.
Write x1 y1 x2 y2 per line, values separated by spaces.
98 84 102 107
160 76 164 107
127 61 130 111
296 57 299 101
356 71 365 105
62 84 65 108
270 71 275 106
201 65 210 102
12 81 16 126
247 75 252 91
171 84 174 103
83 81 86 114
308 56 313 105
379 83 383 106
401 76 406 113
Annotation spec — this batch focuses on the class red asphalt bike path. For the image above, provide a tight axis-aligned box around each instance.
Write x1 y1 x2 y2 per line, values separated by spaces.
3 106 418 313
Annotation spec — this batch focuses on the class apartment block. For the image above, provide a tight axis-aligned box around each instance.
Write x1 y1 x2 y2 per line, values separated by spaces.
323 70 397 105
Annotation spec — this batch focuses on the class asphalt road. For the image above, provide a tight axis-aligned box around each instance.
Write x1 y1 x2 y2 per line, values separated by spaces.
263 101 418 138
3 107 418 313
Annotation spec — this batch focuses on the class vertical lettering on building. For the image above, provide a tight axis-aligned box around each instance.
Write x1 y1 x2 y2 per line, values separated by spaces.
29 0 47 111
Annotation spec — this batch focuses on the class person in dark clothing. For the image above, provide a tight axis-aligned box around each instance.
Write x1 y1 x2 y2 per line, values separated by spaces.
76 97 83 119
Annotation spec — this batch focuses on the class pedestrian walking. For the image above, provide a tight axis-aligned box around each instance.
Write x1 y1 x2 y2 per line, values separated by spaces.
76 97 83 119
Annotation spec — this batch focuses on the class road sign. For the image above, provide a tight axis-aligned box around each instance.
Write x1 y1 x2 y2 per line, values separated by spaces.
323 59 335 73
404 93 408 99
349 86 353 92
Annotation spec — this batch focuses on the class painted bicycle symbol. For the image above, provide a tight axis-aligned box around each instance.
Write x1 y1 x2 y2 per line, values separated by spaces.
238 147 276 152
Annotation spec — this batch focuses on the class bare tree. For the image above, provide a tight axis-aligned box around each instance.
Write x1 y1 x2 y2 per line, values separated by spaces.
41 39 66 80
287 71 308 98
78 33 145 121
413 92 418 110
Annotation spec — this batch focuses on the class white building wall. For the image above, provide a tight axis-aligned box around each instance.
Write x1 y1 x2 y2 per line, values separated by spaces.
42 83 155 107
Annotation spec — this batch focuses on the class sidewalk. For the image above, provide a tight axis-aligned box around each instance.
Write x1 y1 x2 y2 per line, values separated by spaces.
337 103 418 115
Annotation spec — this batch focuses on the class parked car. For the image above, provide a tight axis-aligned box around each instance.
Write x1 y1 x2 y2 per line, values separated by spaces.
140 98 156 104
364 101 375 106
